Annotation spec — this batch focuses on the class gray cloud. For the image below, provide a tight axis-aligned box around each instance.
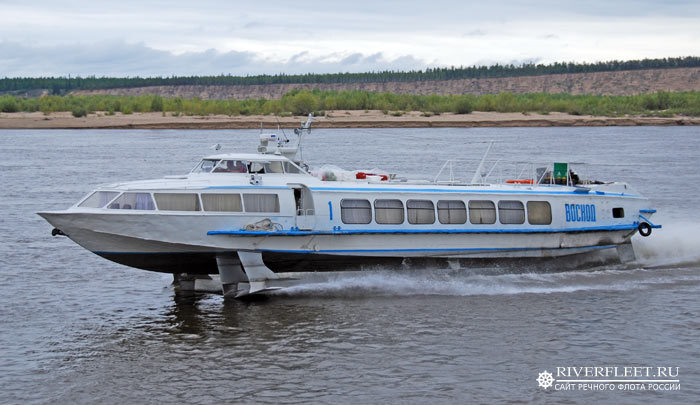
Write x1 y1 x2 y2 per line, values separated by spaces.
0 41 429 77
0 41 255 76
1 1 699 77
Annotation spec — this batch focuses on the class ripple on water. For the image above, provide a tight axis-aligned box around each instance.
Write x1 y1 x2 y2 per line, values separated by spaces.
1 128 699 403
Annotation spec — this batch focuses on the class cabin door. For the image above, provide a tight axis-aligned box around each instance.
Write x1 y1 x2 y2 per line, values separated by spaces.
289 184 315 230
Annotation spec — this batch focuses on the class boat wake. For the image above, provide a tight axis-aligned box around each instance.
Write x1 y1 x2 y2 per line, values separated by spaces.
273 220 700 298
273 267 700 298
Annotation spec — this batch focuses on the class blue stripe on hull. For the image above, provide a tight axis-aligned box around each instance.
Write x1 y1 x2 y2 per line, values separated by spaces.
208 224 638 236
309 186 639 197
199 184 639 197
205 185 289 190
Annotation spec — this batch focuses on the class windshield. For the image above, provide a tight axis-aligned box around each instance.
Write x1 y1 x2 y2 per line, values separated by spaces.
192 159 220 173
213 160 248 173
78 191 119 208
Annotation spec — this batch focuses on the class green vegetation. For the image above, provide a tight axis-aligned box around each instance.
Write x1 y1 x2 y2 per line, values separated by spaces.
1 57 699 94
1 89 699 117
71 105 87 118
0 96 19 112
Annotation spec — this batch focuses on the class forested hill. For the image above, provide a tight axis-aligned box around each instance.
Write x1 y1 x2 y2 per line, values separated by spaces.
61 67 699 99
2 56 700 94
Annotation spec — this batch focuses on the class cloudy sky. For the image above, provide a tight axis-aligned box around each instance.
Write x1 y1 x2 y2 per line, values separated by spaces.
1 0 699 77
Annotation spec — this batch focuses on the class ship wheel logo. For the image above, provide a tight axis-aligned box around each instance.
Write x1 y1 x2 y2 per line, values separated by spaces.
537 370 555 389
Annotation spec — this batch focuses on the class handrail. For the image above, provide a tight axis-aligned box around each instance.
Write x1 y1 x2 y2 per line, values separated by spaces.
432 159 593 186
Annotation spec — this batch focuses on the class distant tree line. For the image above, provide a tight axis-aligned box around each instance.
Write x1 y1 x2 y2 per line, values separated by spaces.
1 89 699 117
1 56 699 93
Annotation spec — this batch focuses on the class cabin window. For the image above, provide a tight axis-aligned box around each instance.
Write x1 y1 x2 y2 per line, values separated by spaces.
375 199 404 224
407 200 435 224
437 200 467 224
79 191 119 208
193 159 219 173
243 194 280 212
154 193 201 211
341 199 371 224
264 161 284 173
201 194 243 212
498 200 525 224
469 200 496 224
613 207 625 218
248 162 265 174
283 162 302 174
213 160 248 173
108 192 155 210
527 201 552 225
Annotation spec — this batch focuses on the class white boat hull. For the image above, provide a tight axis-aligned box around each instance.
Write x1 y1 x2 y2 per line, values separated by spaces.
39 210 636 274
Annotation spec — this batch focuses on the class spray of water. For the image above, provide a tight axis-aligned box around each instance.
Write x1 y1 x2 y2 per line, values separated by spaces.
632 220 700 268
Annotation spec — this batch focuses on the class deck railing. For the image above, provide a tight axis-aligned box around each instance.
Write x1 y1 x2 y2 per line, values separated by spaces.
433 159 590 187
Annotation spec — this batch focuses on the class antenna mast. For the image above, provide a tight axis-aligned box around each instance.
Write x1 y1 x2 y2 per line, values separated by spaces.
471 141 494 184
257 113 314 162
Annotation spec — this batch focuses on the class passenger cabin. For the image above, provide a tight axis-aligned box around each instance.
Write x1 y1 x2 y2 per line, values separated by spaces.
72 150 634 237
75 152 317 229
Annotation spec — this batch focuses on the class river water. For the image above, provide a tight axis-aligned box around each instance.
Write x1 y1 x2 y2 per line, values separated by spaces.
1 127 699 403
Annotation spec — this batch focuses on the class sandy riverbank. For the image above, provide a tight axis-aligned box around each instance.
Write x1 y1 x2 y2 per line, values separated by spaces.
1 110 698 129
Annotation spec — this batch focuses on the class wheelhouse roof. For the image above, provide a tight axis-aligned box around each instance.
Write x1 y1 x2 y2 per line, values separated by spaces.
202 153 290 162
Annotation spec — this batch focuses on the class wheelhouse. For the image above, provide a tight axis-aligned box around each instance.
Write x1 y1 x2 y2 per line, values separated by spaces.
190 154 307 175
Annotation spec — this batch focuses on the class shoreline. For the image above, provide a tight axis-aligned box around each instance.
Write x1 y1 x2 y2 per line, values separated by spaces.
1 110 698 129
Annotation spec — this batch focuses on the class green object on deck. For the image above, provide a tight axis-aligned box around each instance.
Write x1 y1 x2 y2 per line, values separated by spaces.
553 162 568 180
